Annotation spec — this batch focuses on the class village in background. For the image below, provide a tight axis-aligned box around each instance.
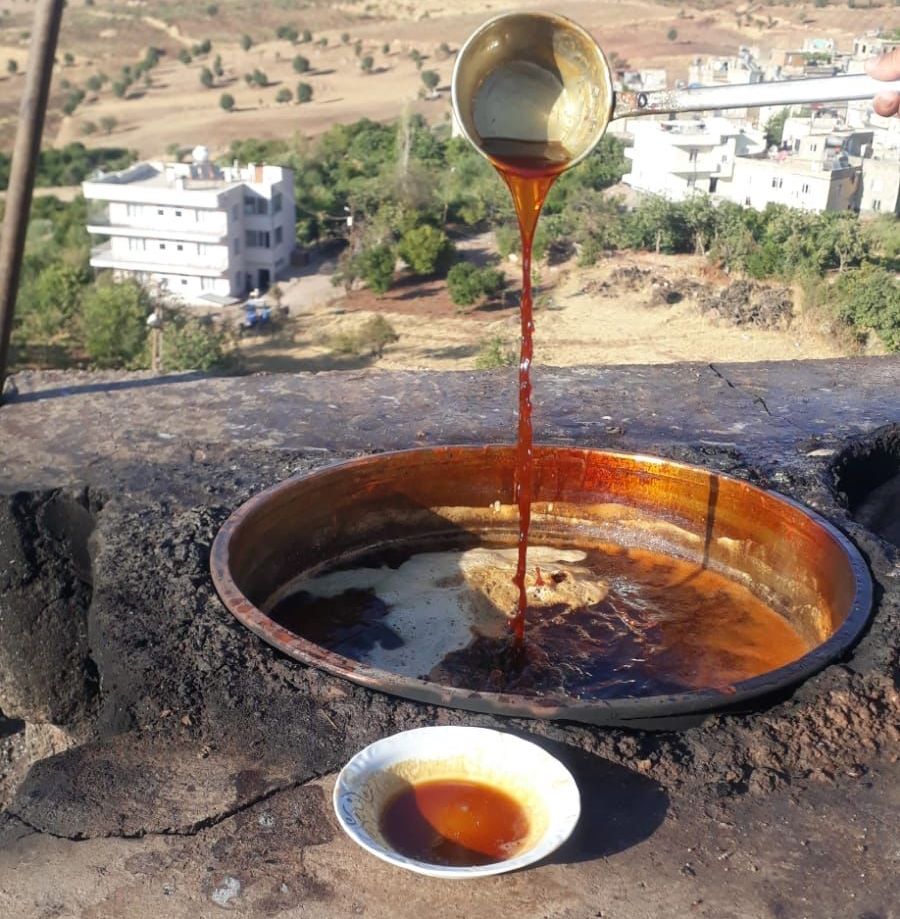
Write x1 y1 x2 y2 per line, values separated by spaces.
1 0 898 376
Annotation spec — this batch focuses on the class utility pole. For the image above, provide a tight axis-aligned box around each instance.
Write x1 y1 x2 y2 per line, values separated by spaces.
0 0 65 403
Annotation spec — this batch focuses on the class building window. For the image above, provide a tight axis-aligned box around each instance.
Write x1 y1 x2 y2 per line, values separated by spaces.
744 196 751 206
181 278 188 285
255 198 268 215
809 144 817 152
159 243 166 250
157 209 164 216
872 199 881 212
802 183 810 193
273 193 283 214
127 237 145 251
688 149 698 163
201 277 215 290
176 244 184 251
233 237 240 254
244 195 256 216
175 210 182 217
126 203 141 217
246 230 271 248
274 226 283 245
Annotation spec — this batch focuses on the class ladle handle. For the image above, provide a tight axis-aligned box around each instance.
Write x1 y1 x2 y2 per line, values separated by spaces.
613 73 900 119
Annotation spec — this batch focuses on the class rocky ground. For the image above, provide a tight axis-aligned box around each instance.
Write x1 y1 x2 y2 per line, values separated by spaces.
0 359 897 918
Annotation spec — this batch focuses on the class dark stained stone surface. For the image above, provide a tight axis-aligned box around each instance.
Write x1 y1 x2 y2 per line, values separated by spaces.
0 359 896 917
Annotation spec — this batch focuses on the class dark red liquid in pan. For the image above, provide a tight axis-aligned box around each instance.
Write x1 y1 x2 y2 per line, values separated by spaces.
482 138 570 647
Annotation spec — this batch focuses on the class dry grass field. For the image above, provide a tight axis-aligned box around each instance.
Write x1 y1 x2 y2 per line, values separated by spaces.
0 0 893 157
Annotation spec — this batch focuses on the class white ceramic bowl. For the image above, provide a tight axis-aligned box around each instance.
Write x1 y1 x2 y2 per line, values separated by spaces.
333 725 581 878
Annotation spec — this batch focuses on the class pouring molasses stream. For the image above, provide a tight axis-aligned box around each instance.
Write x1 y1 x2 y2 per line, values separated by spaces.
450 11 899 648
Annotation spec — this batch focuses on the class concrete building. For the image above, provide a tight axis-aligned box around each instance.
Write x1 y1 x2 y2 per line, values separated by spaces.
623 117 766 200
860 157 900 216
717 154 861 213
83 148 295 305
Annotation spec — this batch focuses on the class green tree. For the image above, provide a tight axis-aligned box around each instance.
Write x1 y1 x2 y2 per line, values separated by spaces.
219 92 235 112
178 49 192 65
447 262 505 307
6 59 17 75
276 24 299 43
80 121 97 136
200 66 214 88
252 68 268 86
163 313 230 370
100 115 118 135
112 80 127 99
63 51 75 66
831 265 899 350
297 81 313 102
292 54 310 73
206 3 219 15
276 87 292 103
81 279 149 368
213 54 224 78
240 34 252 52
667 27 678 40
302 29 312 43
341 32 350 44
361 55 375 73
764 109 788 147
397 224 454 275
420 69 439 94
86 73 103 92
359 244 396 294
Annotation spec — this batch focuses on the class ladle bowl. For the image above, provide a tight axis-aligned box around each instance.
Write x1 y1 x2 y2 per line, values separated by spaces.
211 447 872 728
451 11 900 171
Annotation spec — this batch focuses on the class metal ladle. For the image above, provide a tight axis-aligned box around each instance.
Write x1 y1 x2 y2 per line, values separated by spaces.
451 11 900 170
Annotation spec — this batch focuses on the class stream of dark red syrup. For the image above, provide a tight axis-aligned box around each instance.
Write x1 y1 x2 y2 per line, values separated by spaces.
482 138 570 648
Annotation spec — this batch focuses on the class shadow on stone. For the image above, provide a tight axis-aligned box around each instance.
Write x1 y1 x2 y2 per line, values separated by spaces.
834 423 900 549
509 734 669 865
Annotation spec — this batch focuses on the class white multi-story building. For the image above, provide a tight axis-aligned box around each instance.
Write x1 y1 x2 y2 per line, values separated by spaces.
716 155 861 213
623 117 766 200
82 148 295 305
860 157 900 216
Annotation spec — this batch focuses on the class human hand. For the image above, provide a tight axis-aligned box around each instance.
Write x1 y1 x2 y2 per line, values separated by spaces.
867 47 900 117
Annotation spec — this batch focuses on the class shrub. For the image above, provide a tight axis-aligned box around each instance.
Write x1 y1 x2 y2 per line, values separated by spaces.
213 54 224 77
301 29 312 43
276 25 299 43
475 335 516 369
80 121 97 136
420 69 439 93
62 88 86 113
397 225 454 276
178 49 192 65
296 81 313 102
86 73 103 92
447 262 505 307
219 92 235 112
163 314 230 370
206 3 219 15
292 54 310 73
240 34 252 51
361 55 374 73
276 87 292 104
667 27 678 40
251 68 268 87
200 66 214 88
81 279 150 369
357 314 398 356
100 115 118 135
359 244 396 294
831 264 900 351
341 32 350 44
